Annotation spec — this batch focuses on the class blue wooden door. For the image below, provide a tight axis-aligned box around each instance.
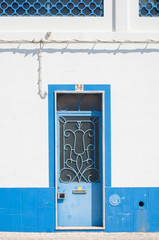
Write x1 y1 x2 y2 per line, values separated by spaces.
57 111 103 227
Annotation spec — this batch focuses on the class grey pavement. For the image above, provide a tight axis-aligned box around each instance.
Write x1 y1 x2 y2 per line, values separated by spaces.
1 232 159 240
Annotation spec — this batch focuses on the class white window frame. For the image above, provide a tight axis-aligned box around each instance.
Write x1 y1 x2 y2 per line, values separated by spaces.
128 0 159 32
0 0 112 32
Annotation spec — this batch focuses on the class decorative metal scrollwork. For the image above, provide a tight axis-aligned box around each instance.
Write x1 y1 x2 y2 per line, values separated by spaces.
57 93 102 112
59 116 100 183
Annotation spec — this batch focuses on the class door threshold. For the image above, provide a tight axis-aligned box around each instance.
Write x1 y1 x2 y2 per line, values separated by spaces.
56 226 105 230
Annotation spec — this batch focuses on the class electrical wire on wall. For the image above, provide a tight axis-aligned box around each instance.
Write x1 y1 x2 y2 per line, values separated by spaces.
0 37 159 99
0 39 159 44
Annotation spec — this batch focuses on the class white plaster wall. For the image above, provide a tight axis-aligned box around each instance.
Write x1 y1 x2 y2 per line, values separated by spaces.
0 42 159 187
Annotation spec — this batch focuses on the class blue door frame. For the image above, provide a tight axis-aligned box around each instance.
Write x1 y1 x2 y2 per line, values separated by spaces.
48 84 111 230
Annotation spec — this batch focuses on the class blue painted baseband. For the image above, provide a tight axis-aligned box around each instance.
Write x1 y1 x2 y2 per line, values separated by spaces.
0 187 158 232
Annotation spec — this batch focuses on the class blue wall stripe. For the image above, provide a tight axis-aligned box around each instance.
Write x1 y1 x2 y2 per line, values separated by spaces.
37 188 54 208
7 214 22 232
22 189 37 227
134 210 149 232
0 187 157 232
149 188 159 222
6 189 21 215
0 209 7 231
37 207 55 232
0 189 6 209
21 226 37 232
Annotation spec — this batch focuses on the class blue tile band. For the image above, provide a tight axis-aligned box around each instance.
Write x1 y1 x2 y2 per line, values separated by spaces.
0 187 158 232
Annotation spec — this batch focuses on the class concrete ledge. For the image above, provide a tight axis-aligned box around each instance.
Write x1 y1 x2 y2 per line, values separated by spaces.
0 232 159 240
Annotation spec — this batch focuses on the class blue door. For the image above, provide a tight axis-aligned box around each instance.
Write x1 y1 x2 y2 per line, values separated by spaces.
56 93 103 228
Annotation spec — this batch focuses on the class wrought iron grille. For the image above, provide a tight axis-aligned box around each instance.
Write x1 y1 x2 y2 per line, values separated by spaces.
59 116 100 183
0 0 103 16
139 0 159 16
57 93 102 112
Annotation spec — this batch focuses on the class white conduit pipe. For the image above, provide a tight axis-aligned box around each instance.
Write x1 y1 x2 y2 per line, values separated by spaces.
39 42 47 99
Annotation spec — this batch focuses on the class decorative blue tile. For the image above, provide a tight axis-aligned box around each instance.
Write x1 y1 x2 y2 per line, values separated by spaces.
134 210 149 232
149 188 159 222
37 188 54 208
149 222 159 232
37 207 54 232
7 214 21 232
0 209 7 231
0 189 6 209
105 188 133 232
105 188 134 214
6 189 21 214
105 213 133 232
1 186 159 232
22 189 37 227
21 226 37 232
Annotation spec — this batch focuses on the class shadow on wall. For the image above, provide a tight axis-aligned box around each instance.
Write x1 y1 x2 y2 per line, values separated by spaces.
0 43 157 101
0 44 158 99
1 45 159 56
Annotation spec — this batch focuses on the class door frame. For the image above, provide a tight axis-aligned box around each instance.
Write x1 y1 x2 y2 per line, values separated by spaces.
48 84 111 231
54 90 105 230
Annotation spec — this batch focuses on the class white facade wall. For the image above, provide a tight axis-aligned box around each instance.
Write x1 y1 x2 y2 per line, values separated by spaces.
1 0 159 188
1 42 159 187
